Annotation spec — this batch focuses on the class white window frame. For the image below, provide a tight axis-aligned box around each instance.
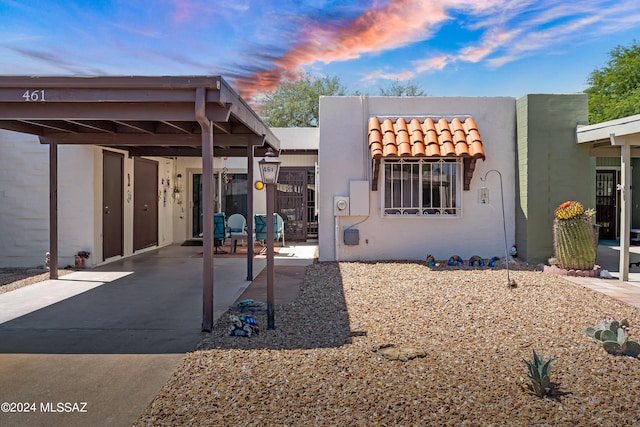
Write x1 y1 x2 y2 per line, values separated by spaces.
381 157 462 217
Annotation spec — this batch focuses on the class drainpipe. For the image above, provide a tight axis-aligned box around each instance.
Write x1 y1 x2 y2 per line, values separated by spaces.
196 87 214 332
335 215 340 261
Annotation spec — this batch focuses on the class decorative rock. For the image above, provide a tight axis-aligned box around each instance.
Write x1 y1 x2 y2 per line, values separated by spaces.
374 344 426 361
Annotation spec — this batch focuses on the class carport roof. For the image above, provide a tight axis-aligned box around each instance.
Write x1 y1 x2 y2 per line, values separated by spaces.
0 75 279 157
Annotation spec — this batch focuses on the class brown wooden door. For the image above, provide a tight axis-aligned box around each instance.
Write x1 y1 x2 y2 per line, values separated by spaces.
596 170 616 240
103 151 124 260
277 168 308 241
133 158 158 251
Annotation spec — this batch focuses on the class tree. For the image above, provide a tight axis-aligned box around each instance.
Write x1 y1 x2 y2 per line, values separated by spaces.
585 40 640 123
259 74 346 127
378 80 427 96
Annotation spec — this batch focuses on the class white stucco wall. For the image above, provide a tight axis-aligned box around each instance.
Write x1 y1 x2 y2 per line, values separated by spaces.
318 96 517 262
272 127 319 151
0 130 94 267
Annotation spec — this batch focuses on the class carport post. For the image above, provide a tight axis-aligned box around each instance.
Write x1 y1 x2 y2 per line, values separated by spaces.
49 139 58 280
618 135 631 281
197 88 214 332
246 144 254 281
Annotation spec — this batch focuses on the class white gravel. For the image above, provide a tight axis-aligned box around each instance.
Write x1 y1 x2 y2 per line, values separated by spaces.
135 261 640 426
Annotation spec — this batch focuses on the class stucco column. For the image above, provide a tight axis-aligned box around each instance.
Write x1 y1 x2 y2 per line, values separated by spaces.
616 135 631 281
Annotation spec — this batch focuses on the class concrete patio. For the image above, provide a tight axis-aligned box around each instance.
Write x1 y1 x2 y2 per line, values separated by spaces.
0 243 315 426
561 241 640 309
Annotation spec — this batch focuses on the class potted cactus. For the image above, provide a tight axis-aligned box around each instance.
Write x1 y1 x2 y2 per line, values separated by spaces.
552 201 596 271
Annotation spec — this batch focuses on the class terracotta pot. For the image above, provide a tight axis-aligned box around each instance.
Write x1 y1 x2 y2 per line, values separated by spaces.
75 255 85 269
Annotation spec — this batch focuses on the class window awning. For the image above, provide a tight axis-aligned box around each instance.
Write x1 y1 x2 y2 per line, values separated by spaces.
367 116 486 191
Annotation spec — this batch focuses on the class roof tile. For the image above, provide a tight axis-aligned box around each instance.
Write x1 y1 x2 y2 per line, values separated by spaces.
368 116 485 161
408 118 426 156
368 115 486 191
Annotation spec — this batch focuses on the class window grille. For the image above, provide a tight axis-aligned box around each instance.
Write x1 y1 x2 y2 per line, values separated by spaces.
382 158 460 216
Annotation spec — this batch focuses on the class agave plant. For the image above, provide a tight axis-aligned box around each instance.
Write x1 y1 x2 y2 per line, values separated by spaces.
586 317 640 358
522 349 556 398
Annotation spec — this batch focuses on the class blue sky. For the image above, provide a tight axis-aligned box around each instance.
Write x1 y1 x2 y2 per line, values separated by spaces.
1 0 639 104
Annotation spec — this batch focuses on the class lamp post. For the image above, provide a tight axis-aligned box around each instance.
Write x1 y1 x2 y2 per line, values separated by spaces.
258 148 281 329
478 169 511 286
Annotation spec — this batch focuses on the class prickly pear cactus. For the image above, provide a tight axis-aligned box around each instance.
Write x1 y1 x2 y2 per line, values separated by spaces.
586 317 640 358
553 201 596 270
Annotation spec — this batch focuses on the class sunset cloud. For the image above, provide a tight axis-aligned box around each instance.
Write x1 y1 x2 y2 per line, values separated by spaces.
3 0 637 100
234 0 469 100
359 0 640 88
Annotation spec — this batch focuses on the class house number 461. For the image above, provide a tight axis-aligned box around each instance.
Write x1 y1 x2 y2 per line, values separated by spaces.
22 89 45 101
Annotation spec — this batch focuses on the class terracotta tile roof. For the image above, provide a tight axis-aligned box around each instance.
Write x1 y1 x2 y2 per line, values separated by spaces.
368 116 485 160
367 116 486 191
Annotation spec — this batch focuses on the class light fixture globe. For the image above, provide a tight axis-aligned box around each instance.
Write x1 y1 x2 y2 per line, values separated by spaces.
258 148 281 184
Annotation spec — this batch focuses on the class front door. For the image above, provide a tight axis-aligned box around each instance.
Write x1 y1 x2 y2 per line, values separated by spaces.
133 158 158 251
596 170 617 240
277 168 309 241
103 151 124 260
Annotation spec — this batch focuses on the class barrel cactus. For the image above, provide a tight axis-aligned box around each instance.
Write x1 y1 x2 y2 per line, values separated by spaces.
552 201 596 270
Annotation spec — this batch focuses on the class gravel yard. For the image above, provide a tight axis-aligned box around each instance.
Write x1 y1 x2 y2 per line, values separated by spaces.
0 268 72 294
133 261 640 425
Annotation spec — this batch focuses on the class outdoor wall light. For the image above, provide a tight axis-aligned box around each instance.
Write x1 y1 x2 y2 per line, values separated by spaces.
258 148 281 184
478 186 489 204
254 181 264 190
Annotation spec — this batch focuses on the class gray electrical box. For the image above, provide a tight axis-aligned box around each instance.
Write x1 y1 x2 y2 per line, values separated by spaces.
344 228 359 245
349 180 370 216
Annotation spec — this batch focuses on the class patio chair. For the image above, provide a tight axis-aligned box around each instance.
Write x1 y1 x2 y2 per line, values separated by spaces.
254 213 285 246
227 213 247 234
227 213 248 252
214 212 229 254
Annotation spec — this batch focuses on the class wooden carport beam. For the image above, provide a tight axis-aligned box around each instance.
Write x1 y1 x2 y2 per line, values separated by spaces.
196 87 215 332
49 139 58 279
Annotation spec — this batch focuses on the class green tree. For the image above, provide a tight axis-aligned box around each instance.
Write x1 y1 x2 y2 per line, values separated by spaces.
260 74 346 127
378 80 427 96
585 40 640 123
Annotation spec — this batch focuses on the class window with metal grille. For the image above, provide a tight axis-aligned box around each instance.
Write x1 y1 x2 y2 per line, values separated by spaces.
382 158 461 216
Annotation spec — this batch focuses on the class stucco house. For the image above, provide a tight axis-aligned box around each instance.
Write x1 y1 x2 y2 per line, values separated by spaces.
0 125 318 268
0 77 319 282
2 77 640 276
317 94 597 265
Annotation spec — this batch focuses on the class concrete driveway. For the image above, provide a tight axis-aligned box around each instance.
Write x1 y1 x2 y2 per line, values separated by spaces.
0 245 265 427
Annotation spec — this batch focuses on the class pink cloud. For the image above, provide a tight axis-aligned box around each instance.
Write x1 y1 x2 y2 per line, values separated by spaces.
235 0 455 100
172 0 193 24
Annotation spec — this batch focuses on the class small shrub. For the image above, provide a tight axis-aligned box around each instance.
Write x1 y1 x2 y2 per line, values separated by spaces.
522 349 556 398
